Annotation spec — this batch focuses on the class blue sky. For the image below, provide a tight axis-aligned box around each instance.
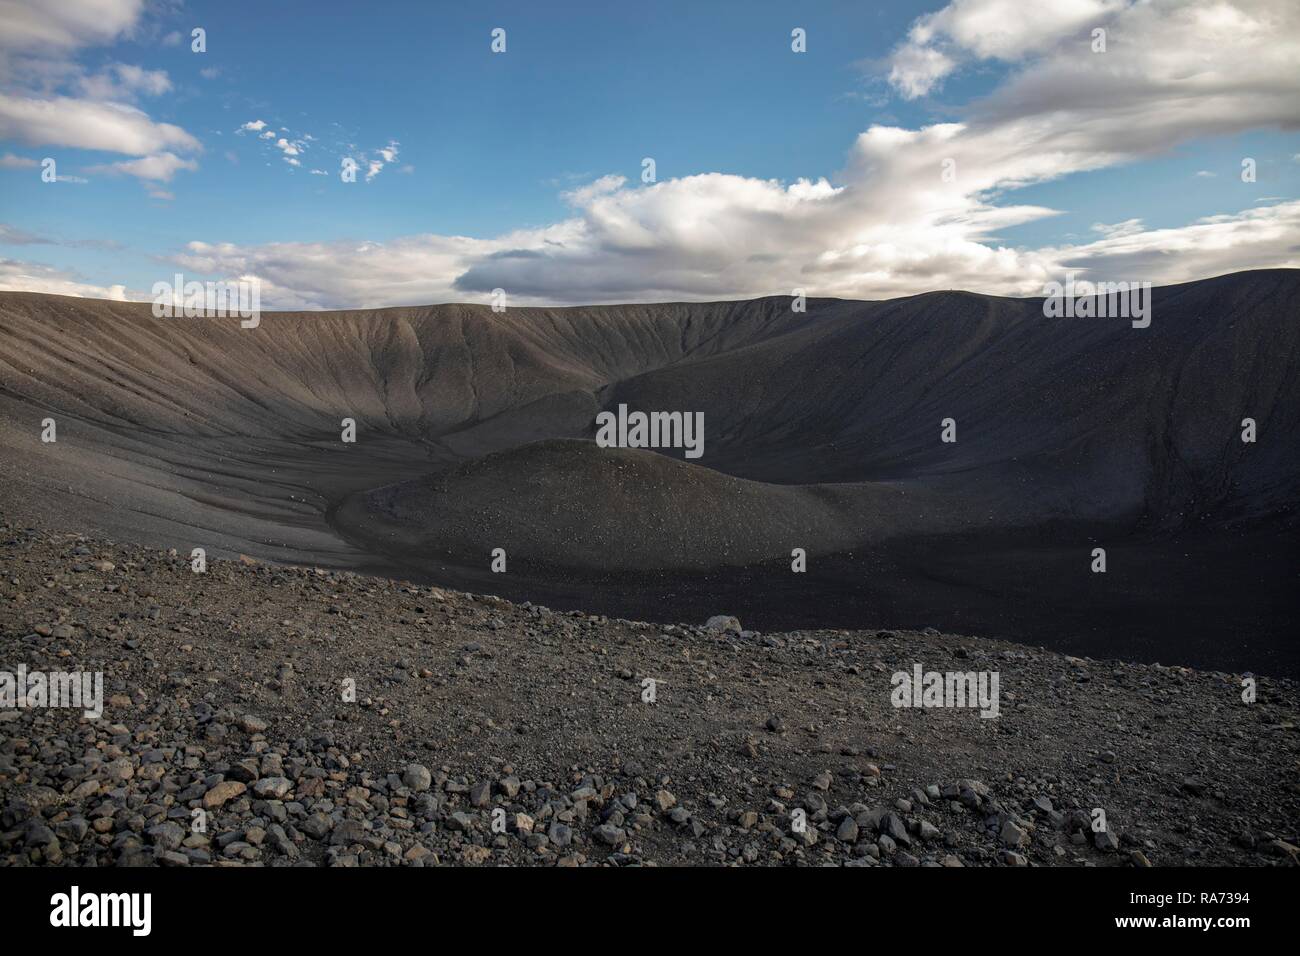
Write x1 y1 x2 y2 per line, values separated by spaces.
1 0 1298 307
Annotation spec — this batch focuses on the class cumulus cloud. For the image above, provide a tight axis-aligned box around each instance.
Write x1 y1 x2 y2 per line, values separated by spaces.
0 1 201 188
361 140 400 181
887 0 1128 99
1053 201 1300 280
273 135 306 167
0 93 199 155
0 256 131 299
171 236 490 309
170 191 1299 311
971 0 1300 136
76 63 171 100
237 120 312 169
86 151 198 182
327 140 403 183
887 43 956 100
0 0 145 53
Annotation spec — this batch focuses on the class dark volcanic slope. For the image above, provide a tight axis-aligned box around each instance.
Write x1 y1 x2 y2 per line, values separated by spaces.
3 529 1297 868
1 270 1297 673
335 438 968 572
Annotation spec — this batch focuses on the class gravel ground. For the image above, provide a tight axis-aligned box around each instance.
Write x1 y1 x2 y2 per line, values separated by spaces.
2 523 1297 867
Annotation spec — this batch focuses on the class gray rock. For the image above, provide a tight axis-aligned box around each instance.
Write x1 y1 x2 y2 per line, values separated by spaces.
146 821 184 850
402 764 432 792
880 812 911 846
302 813 332 839
999 819 1029 848
548 823 573 847
447 811 475 832
330 820 367 845
238 714 269 734
252 776 292 799
705 615 742 635
25 822 58 847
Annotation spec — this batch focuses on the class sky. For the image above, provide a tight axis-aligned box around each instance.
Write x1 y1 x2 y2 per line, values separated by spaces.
0 0 1297 309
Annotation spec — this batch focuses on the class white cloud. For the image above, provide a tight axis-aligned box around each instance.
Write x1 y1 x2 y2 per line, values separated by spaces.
887 43 956 100
273 135 307 167
87 151 198 182
171 236 487 309
154 197 1297 312
238 121 312 169
0 1 201 189
0 256 131 300
887 0 1128 99
0 0 145 53
1055 201 1300 279
0 93 201 161
360 139 399 181
561 173 625 206
77 63 171 100
0 152 38 168
1091 219 1144 238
